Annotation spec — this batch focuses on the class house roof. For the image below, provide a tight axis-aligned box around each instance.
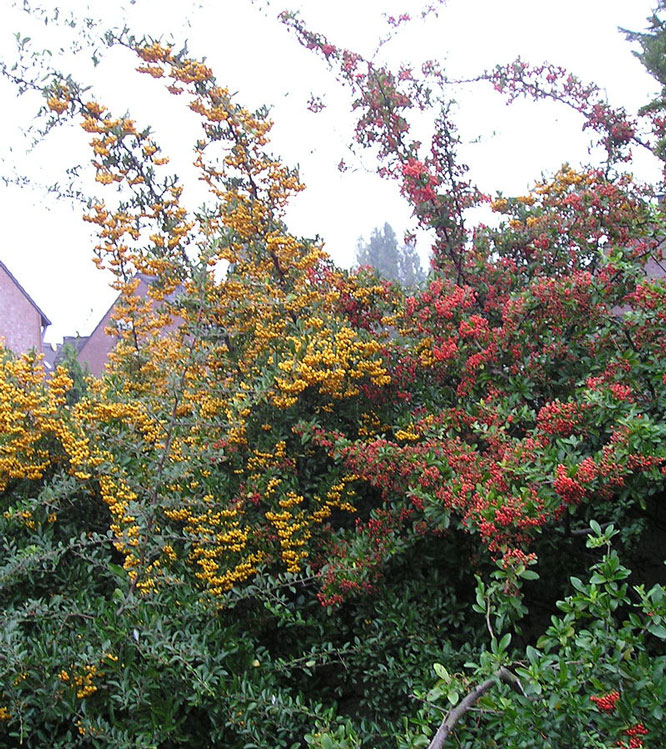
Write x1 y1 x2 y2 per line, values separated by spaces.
0 259 51 329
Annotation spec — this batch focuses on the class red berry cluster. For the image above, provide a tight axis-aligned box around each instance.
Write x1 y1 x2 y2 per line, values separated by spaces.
536 400 587 436
617 722 648 748
590 690 620 713
554 464 586 505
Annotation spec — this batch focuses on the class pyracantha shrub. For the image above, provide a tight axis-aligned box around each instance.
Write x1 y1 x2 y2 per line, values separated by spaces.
1 2 665 746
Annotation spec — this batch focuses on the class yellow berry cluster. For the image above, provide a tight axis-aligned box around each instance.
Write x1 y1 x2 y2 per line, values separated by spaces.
58 664 102 699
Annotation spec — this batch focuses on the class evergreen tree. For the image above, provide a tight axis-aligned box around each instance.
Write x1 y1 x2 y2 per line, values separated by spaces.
399 239 427 286
355 222 425 286
624 3 666 158
624 3 666 107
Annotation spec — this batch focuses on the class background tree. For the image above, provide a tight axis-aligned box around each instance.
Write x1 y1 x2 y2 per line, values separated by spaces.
624 2 666 161
355 222 425 286
624 2 666 99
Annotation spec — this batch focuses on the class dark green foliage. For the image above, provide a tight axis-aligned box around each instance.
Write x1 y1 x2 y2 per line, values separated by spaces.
55 342 90 405
407 525 666 748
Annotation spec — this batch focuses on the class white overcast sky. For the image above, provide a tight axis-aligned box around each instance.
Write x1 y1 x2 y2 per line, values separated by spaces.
0 0 662 343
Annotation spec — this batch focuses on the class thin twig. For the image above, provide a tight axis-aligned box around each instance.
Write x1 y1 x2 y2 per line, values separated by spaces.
570 521 613 536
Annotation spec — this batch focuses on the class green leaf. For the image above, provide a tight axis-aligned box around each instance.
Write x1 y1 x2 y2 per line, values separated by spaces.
526 645 540 665
648 623 666 639
570 577 587 593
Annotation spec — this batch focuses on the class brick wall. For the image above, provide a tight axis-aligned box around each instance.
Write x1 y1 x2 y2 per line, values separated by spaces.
0 263 45 355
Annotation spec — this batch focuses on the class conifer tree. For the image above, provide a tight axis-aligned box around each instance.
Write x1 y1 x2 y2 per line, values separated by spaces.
355 222 425 286
624 2 666 158
624 2 666 95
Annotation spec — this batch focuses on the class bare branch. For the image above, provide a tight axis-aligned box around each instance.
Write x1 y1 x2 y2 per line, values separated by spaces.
427 667 519 749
